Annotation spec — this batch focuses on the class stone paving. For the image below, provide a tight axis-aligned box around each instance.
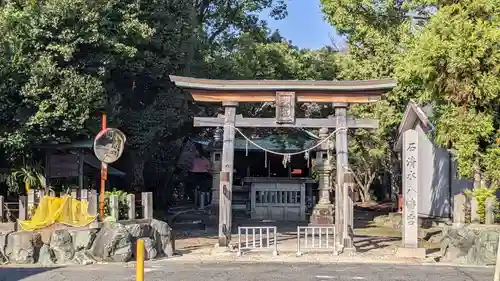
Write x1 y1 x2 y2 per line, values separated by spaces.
168 205 447 265
173 225 439 266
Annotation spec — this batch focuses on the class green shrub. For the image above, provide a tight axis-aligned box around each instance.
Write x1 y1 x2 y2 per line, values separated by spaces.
465 186 499 223
104 189 130 220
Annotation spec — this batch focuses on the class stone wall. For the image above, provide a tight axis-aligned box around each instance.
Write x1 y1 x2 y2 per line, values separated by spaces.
0 219 174 265
440 224 500 265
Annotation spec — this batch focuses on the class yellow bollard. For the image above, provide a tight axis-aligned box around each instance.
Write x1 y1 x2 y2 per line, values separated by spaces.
136 239 145 281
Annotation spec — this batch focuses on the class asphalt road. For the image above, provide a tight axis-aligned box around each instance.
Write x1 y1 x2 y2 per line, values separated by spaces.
0 261 494 281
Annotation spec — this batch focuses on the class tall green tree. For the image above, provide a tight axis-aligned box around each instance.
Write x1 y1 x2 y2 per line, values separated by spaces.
396 0 500 185
322 0 500 196
0 0 290 193
115 0 290 192
103 0 196 191
0 0 153 159
319 0 418 200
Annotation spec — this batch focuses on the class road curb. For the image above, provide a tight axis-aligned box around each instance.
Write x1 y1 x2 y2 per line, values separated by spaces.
163 254 494 269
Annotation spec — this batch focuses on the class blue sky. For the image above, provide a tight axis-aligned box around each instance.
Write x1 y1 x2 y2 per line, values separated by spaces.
260 0 343 49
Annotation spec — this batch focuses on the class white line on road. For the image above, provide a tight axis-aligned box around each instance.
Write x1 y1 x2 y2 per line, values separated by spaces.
316 276 366 280
144 267 162 272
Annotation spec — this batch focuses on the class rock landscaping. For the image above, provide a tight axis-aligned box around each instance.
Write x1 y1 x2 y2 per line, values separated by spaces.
440 224 500 265
0 219 174 265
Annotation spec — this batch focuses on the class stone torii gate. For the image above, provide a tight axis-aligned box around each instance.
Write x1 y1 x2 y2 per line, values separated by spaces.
170 76 396 250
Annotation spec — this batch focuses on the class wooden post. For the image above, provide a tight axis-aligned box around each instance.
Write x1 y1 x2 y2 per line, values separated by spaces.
218 101 237 247
44 150 52 193
99 112 107 221
88 190 98 217
141 192 153 219
127 193 136 220
78 149 85 190
38 190 45 213
334 103 348 248
470 197 480 224
65 193 74 223
0 195 4 222
27 190 35 218
71 188 78 200
18 196 28 221
27 189 35 204
453 194 467 225
485 197 495 225
80 189 89 202
38 189 45 200
267 157 270 177
194 186 199 209
68 190 75 222
109 195 119 221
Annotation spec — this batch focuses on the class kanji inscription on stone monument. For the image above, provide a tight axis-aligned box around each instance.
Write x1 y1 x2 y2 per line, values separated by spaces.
402 129 418 248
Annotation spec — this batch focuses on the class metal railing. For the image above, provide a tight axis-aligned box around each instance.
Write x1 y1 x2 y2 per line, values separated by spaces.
296 225 337 256
237 226 278 256
2 202 19 222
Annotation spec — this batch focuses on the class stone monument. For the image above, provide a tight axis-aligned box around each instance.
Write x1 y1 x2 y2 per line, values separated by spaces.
396 129 426 258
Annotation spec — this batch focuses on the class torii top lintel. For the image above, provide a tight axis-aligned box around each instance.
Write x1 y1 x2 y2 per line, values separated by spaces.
169 75 396 103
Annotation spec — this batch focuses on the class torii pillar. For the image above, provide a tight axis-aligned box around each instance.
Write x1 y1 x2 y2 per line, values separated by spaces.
334 103 349 249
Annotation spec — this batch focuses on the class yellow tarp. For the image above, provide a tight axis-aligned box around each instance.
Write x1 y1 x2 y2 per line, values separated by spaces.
18 195 97 231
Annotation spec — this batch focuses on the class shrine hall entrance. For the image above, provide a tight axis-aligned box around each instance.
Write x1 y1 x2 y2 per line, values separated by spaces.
251 179 307 221
229 139 314 222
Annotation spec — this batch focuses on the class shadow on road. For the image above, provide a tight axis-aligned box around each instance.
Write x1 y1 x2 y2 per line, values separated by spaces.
0 266 61 281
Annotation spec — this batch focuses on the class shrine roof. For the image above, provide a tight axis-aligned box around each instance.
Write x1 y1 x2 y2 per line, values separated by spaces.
394 100 435 151
169 75 397 92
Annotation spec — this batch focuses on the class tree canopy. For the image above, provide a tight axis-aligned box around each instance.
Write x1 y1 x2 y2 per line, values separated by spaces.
397 1 500 184
1 0 499 202
321 0 500 196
